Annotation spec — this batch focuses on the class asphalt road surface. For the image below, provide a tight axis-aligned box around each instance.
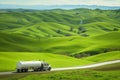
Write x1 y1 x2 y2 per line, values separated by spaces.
0 60 120 75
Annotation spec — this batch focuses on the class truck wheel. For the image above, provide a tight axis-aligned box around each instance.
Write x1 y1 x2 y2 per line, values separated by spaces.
25 69 28 72
17 69 20 73
48 67 51 71
34 69 36 71
21 69 24 72
26 69 28 72
34 69 38 72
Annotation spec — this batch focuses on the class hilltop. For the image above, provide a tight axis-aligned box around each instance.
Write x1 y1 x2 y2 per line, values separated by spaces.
0 9 120 38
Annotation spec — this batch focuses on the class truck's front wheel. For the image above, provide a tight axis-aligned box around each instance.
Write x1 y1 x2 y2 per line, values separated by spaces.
17 69 20 73
48 67 51 71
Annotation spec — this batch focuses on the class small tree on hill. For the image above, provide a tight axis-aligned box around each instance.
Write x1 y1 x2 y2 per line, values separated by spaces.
113 28 119 31
56 30 61 34
70 27 74 32
78 26 86 33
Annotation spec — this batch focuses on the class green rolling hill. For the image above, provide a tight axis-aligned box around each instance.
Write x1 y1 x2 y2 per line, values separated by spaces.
0 51 119 71
0 8 120 72
0 52 93 71
0 31 120 56
0 9 120 38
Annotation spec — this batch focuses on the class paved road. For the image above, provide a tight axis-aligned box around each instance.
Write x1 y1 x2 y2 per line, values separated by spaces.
0 60 120 75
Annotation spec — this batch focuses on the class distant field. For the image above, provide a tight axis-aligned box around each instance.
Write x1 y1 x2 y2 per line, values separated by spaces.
0 9 120 38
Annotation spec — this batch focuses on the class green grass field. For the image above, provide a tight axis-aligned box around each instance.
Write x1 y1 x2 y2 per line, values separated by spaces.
19 70 120 80
0 31 120 56
0 52 93 71
0 9 120 38
0 64 120 80
83 51 120 62
0 51 120 72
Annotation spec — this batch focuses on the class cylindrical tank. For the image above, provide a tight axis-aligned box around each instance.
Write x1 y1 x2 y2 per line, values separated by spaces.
17 61 42 69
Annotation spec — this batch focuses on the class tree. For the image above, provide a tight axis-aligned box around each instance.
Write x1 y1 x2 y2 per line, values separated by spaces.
116 9 120 14
78 26 86 33
81 34 89 37
70 27 74 32
56 30 61 34
113 28 119 31
95 8 102 13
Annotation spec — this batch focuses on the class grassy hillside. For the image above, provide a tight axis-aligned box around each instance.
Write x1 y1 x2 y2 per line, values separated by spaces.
0 9 120 38
0 9 119 53
18 70 120 80
0 52 92 71
0 31 120 56
0 69 120 80
74 32 120 55
0 9 120 72
83 51 120 62
0 51 120 71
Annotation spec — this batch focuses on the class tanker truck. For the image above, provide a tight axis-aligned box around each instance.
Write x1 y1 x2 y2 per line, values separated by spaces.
16 61 51 72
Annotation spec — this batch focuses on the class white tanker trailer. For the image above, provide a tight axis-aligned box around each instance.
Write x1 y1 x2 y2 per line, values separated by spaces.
16 61 51 72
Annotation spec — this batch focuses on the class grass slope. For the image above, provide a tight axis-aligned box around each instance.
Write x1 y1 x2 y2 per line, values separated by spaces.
19 70 120 80
0 69 120 80
0 31 120 56
0 9 120 38
0 51 120 72
0 9 120 72
83 51 120 62
0 52 92 71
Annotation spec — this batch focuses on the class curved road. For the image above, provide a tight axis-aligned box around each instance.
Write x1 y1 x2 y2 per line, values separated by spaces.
0 60 120 75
